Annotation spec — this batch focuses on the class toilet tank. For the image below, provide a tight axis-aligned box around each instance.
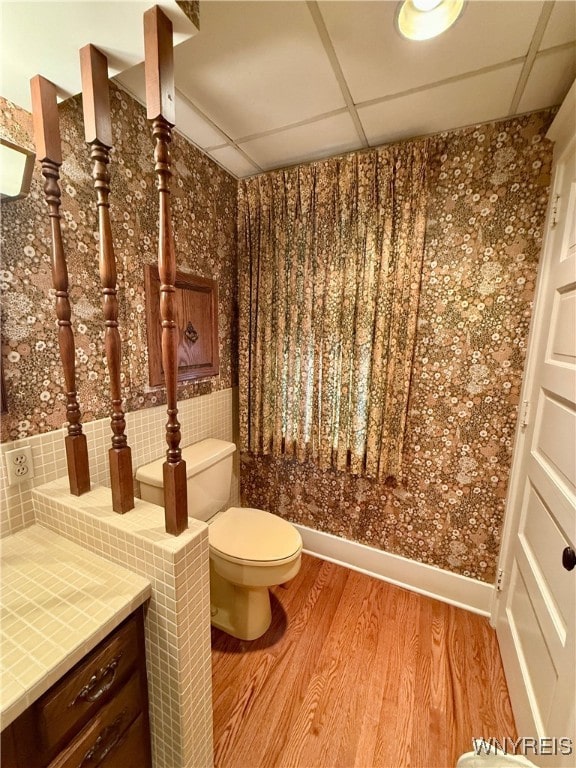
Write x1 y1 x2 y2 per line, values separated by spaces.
136 438 236 522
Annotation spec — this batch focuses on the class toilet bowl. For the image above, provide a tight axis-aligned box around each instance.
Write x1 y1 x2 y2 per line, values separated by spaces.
136 439 302 641
209 506 301 639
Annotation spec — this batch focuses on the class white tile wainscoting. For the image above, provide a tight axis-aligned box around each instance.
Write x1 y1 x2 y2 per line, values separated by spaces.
32 480 212 768
1 386 240 768
0 387 239 537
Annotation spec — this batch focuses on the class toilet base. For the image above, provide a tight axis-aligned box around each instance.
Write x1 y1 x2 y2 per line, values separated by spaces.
210 560 272 640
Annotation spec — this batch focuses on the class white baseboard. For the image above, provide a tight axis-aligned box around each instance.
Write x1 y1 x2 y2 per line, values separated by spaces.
294 523 494 617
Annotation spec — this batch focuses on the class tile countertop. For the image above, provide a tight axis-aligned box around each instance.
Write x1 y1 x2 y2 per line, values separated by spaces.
0 524 151 730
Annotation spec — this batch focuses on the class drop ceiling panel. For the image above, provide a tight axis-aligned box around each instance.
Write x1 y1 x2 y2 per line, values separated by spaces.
208 146 261 178
116 62 229 150
174 97 229 150
117 65 231 149
539 1 576 50
518 47 576 113
319 0 543 105
358 63 524 147
172 0 347 140
238 112 360 172
174 92 229 149
0 0 197 111
1 0 574 181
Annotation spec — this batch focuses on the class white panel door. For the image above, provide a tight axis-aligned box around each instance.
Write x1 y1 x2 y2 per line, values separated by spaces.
495 86 576 767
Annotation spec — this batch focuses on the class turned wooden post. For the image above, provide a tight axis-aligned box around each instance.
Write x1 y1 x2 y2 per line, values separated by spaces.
80 44 135 513
144 5 188 535
30 75 90 496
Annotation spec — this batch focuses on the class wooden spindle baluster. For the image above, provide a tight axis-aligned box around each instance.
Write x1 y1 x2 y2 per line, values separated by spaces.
30 75 90 496
144 5 187 535
80 44 135 514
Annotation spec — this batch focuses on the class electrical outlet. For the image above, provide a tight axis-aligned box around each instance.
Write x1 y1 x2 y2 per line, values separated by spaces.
4 446 35 486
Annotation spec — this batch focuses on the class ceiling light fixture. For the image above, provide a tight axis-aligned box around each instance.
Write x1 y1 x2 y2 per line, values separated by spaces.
396 0 465 41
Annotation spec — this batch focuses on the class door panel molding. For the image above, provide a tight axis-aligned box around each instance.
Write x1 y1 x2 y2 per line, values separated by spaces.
494 82 576 765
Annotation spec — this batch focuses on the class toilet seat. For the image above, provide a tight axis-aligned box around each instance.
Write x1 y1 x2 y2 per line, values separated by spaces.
209 507 302 566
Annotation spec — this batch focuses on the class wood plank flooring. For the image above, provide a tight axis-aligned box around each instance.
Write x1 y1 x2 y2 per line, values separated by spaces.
211 554 516 768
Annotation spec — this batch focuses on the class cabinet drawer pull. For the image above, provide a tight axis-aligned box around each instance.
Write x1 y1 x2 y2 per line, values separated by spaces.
70 653 123 707
78 710 127 767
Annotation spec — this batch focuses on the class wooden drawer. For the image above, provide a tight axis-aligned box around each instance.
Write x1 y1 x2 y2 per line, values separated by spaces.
2 609 150 768
37 613 140 756
48 673 143 768
100 714 150 768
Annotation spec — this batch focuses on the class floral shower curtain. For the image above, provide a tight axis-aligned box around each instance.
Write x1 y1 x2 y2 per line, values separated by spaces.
238 140 429 481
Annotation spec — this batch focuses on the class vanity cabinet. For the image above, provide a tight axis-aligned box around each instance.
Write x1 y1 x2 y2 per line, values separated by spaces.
1 608 151 768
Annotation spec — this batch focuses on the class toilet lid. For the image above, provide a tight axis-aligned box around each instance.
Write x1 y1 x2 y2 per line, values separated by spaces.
209 507 302 563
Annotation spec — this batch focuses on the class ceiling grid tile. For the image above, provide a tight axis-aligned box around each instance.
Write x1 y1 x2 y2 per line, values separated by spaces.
2 0 574 178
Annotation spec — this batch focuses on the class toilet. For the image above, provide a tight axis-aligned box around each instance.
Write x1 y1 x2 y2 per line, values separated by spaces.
136 438 302 640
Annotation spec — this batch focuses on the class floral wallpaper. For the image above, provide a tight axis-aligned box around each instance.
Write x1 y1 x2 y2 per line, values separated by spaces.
1 88 554 583
241 111 555 583
0 85 238 442
176 0 200 30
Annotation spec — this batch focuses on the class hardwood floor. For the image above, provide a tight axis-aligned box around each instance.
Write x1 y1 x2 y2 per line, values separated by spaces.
211 554 516 768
